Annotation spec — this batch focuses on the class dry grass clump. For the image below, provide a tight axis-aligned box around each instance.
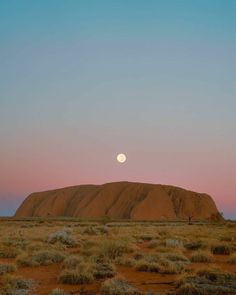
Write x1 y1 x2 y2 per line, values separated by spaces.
219 235 234 242
99 239 132 260
184 240 205 250
2 274 34 295
100 277 141 295
135 254 186 274
165 253 189 262
47 229 76 247
58 261 94 284
190 251 214 263
62 255 84 269
227 253 236 264
0 246 21 258
16 250 65 267
137 234 155 241
50 288 68 295
93 261 116 279
0 263 17 274
211 243 231 255
175 268 236 295
147 239 159 248
114 256 136 267
165 239 183 248
82 226 99 235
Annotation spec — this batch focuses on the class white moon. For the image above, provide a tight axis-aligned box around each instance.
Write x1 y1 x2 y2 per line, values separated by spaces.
117 153 127 163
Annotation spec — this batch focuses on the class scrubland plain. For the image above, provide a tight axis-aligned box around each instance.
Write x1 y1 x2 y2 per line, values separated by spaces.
0 218 235 295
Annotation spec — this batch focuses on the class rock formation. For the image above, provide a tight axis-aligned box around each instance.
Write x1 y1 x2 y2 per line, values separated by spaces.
15 182 222 221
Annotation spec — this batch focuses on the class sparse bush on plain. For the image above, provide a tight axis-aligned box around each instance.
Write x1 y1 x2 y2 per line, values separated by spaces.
50 288 68 295
190 251 213 263
101 277 141 295
62 255 84 269
2 275 34 294
47 230 76 247
17 250 65 267
0 247 20 258
99 239 132 260
58 269 94 284
184 241 204 250
175 268 236 295
93 261 116 279
166 253 189 262
211 244 231 255
0 263 17 274
165 239 183 248
228 254 236 264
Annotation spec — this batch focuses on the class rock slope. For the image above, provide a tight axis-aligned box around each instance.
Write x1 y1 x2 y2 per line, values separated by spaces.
15 182 222 220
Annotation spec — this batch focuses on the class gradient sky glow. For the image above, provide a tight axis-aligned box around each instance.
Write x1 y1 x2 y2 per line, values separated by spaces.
0 0 236 218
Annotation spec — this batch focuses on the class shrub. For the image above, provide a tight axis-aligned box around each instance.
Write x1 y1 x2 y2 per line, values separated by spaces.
101 277 141 295
63 255 84 269
147 239 159 248
0 263 17 274
190 251 213 263
211 244 231 255
33 250 65 265
165 239 183 248
184 241 204 250
17 250 65 267
82 226 98 235
58 269 94 284
135 260 160 272
2 275 33 294
166 253 189 262
50 288 67 295
175 268 236 295
138 234 154 241
228 254 236 264
99 239 132 260
133 252 144 261
114 257 136 267
47 230 76 247
0 247 20 258
158 259 185 274
93 262 116 279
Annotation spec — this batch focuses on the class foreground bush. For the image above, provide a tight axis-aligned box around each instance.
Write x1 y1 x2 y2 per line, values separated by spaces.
17 250 65 267
2 275 34 295
211 244 231 255
175 268 236 295
58 269 94 284
99 239 132 260
93 261 116 279
50 288 68 295
0 247 20 258
190 251 213 263
101 277 141 295
47 230 76 247
0 263 17 275
228 254 236 264
184 241 204 250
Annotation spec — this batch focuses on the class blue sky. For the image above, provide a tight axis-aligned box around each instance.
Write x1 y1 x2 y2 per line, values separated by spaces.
0 0 236 218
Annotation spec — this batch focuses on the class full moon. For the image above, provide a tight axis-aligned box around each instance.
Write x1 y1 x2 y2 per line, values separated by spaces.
117 153 127 163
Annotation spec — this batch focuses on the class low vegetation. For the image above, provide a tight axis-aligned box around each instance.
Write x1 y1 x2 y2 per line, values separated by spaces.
190 251 213 263
101 277 141 295
0 219 235 294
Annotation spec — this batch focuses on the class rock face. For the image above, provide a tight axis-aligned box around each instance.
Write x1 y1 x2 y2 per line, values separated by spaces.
15 182 222 221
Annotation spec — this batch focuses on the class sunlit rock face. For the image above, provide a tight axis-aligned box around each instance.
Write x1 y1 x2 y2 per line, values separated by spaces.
15 181 223 221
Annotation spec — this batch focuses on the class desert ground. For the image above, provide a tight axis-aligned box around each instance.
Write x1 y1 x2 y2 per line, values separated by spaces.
0 218 235 295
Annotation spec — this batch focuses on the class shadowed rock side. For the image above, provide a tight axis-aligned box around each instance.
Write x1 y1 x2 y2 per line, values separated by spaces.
15 182 222 221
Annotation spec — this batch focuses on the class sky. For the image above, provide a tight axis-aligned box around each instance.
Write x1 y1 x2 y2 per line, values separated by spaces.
0 0 235 219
